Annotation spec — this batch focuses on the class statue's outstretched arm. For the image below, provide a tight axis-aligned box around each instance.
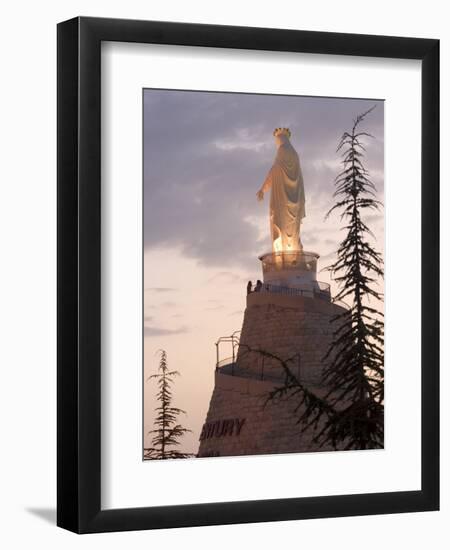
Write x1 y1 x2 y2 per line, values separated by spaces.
257 168 273 201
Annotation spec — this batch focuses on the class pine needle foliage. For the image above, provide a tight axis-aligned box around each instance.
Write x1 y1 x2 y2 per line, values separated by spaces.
144 350 193 459
321 106 384 449
264 107 384 451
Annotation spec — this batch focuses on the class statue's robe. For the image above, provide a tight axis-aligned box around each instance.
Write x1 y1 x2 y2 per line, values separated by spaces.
261 136 305 253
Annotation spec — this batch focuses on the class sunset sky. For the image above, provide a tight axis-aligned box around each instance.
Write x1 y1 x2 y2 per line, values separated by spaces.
143 89 384 455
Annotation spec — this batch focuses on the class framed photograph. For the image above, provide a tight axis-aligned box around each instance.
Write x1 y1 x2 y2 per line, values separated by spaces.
57 16 439 533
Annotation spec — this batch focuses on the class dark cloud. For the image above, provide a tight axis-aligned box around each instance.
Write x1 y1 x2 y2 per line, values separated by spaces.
364 214 384 224
144 90 384 268
206 271 242 284
319 251 337 263
145 287 177 293
144 325 189 337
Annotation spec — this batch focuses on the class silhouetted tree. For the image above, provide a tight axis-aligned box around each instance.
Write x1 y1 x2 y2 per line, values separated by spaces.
144 350 193 459
321 106 384 449
264 107 384 450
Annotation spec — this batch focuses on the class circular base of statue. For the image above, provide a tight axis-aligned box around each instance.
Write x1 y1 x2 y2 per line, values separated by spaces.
259 250 320 289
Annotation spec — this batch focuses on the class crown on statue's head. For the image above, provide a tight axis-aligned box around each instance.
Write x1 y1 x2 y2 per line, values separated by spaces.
273 127 291 138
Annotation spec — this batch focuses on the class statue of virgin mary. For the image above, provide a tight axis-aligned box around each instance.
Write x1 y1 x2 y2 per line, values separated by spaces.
256 128 305 253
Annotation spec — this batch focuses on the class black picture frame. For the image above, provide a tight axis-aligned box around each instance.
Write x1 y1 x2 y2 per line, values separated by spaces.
57 16 439 533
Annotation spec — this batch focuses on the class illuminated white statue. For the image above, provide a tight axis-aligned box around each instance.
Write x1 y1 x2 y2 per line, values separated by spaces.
256 128 305 253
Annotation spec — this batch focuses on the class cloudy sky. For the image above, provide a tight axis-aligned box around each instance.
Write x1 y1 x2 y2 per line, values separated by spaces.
143 89 384 456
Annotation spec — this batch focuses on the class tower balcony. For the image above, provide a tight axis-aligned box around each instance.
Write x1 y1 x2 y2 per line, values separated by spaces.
253 281 331 301
257 250 330 300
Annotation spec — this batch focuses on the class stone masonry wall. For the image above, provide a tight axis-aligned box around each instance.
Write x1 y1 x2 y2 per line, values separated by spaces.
197 294 348 457
236 293 346 385
197 370 335 457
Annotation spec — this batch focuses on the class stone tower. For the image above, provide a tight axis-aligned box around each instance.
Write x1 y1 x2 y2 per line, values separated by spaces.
197 250 347 458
